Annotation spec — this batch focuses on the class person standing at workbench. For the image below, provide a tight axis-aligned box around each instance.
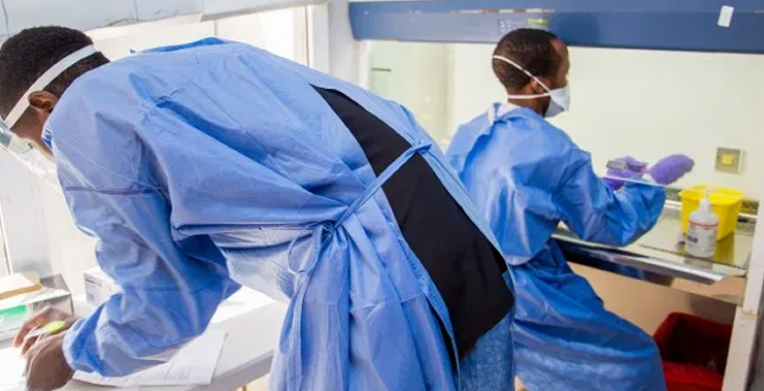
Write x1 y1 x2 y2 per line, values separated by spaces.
0 27 515 391
447 28 695 391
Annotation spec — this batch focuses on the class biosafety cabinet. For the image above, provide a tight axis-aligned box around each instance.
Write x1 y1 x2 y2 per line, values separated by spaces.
343 1 764 390
0 0 335 267
0 0 332 324
1 0 763 390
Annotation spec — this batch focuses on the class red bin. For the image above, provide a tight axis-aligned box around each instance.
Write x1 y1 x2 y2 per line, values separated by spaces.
653 313 732 391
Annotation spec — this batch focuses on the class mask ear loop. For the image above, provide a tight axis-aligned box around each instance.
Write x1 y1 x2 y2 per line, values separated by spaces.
492 55 553 99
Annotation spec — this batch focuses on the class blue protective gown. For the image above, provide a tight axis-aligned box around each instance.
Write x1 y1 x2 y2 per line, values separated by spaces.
446 103 668 391
45 39 514 391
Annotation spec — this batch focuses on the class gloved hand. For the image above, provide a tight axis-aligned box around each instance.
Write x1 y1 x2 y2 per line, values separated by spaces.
602 156 647 190
647 154 695 185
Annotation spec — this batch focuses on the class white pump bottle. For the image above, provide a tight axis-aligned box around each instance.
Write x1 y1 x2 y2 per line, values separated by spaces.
685 190 719 258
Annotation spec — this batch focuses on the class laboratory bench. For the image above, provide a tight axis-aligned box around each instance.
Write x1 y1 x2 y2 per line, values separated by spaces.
554 202 756 305
2 289 286 391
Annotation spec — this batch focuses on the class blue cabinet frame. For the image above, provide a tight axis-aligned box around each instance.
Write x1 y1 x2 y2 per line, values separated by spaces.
350 0 764 54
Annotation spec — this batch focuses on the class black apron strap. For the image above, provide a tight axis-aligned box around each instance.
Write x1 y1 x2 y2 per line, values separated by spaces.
313 86 513 359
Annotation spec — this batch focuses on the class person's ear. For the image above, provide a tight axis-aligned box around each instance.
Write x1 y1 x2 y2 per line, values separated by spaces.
529 79 548 94
28 91 59 114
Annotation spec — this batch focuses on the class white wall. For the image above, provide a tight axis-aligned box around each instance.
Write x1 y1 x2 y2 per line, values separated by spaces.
0 152 55 276
447 44 764 199
367 42 764 199
367 41 451 146
447 43 506 135
327 0 361 84
94 9 306 63
93 23 216 59
0 0 317 44
39 184 99 294
0 10 307 294
215 9 307 63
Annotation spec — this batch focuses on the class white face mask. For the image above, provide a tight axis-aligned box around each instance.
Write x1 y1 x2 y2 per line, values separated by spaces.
493 55 570 118
0 45 99 194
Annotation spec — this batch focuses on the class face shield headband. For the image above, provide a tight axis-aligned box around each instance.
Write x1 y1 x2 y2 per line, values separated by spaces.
0 45 98 194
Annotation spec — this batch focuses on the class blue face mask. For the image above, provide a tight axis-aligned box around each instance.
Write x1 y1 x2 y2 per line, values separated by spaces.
492 55 571 118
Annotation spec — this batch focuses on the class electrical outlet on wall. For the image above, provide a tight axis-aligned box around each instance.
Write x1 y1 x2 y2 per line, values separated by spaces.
715 147 744 174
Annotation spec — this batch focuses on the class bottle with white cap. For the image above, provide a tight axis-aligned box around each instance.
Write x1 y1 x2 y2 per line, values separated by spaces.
685 190 719 258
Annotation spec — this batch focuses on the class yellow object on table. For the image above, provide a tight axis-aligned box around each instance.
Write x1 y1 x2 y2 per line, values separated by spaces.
25 320 67 340
679 185 744 240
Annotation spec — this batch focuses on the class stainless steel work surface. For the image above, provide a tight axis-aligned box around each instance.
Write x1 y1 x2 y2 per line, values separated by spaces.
553 207 753 286
637 208 753 270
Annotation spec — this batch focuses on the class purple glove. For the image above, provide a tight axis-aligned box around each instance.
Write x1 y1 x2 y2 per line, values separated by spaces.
603 156 647 190
647 154 695 185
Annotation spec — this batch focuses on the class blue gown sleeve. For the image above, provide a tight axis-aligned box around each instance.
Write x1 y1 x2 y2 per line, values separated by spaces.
555 148 666 246
60 182 239 376
49 79 239 377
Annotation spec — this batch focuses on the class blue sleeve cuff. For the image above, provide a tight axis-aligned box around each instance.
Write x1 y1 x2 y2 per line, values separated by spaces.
62 319 85 372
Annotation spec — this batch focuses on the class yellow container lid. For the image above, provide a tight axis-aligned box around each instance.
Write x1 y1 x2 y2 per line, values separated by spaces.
678 185 744 206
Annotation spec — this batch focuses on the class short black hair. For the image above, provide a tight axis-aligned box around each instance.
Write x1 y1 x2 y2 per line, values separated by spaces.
0 26 109 117
492 28 562 92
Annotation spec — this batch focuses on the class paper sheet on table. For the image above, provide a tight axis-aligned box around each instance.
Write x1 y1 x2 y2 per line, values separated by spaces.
0 344 26 391
74 330 227 387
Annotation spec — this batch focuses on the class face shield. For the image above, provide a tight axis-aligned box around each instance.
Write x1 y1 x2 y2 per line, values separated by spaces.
0 45 98 193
